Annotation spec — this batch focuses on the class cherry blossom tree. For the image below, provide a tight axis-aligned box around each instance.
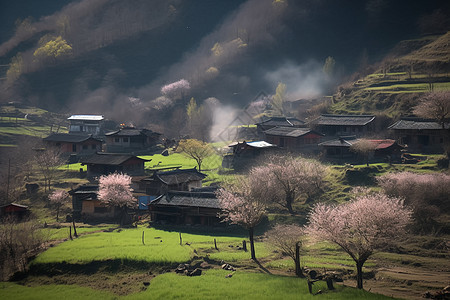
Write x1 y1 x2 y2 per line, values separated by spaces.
160 79 190 100
256 156 326 214
216 172 268 260
305 193 412 289
48 190 69 222
265 224 305 277
377 172 450 232
97 173 136 226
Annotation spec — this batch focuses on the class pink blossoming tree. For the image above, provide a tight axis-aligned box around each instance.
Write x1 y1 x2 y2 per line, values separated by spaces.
216 171 268 260
160 79 190 100
257 156 326 214
305 193 412 289
97 173 136 226
48 190 69 222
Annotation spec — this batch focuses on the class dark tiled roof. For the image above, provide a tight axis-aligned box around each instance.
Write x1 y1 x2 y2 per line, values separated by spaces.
256 117 305 127
152 191 220 209
316 114 375 126
264 126 322 137
155 168 207 185
105 127 162 137
43 133 101 143
80 153 150 165
388 118 449 130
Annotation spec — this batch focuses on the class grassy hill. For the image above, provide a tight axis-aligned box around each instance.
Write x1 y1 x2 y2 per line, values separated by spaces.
328 32 450 118
0 103 67 147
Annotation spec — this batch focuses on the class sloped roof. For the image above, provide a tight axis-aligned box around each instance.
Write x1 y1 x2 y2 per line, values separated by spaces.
229 141 276 149
316 114 375 126
264 126 323 137
105 127 162 137
68 115 104 121
43 133 102 143
152 191 220 209
155 168 207 185
256 116 305 127
388 118 449 130
0 202 29 209
80 152 150 165
320 137 399 149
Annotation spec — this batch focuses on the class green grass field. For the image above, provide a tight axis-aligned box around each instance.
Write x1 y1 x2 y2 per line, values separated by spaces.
0 270 394 300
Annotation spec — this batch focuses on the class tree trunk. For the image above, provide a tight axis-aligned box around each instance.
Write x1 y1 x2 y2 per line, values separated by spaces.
295 241 304 277
356 260 364 289
249 227 256 260
286 195 294 215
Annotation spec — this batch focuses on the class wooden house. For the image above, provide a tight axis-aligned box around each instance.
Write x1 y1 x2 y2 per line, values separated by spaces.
149 191 221 226
312 114 375 137
256 116 305 137
319 136 403 162
0 203 30 220
105 127 161 154
69 185 116 221
80 152 150 177
388 118 449 153
135 168 207 196
43 133 103 157
68 115 104 136
264 126 323 153
223 141 278 170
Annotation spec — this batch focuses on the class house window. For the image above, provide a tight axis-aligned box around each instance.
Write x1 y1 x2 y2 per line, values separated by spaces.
82 145 88 150
92 145 97 150
72 144 77 152
123 137 128 143
115 138 120 143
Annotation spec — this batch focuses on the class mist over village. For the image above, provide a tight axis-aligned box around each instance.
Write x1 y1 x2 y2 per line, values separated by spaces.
0 0 449 299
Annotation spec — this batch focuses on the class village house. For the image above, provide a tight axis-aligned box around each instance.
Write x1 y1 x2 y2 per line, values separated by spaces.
264 126 323 154
68 115 105 137
105 127 161 154
133 168 207 196
312 114 375 137
256 116 305 137
319 136 403 163
222 141 278 170
43 133 103 158
69 185 116 221
149 191 221 226
80 152 150 177
388 118 449 153
0 203 30 220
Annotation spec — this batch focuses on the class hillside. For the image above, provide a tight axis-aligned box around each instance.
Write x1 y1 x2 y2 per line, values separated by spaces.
328 32 450 118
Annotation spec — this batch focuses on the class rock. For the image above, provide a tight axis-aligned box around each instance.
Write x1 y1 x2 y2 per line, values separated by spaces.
143 282 150 286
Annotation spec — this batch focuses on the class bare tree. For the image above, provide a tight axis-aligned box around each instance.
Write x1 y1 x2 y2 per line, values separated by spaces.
413 91 450 129
305 193 412 289
265 224 305 277
33 145 65 192
48 190 69 222
216 172 267 260
351 139 377 166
